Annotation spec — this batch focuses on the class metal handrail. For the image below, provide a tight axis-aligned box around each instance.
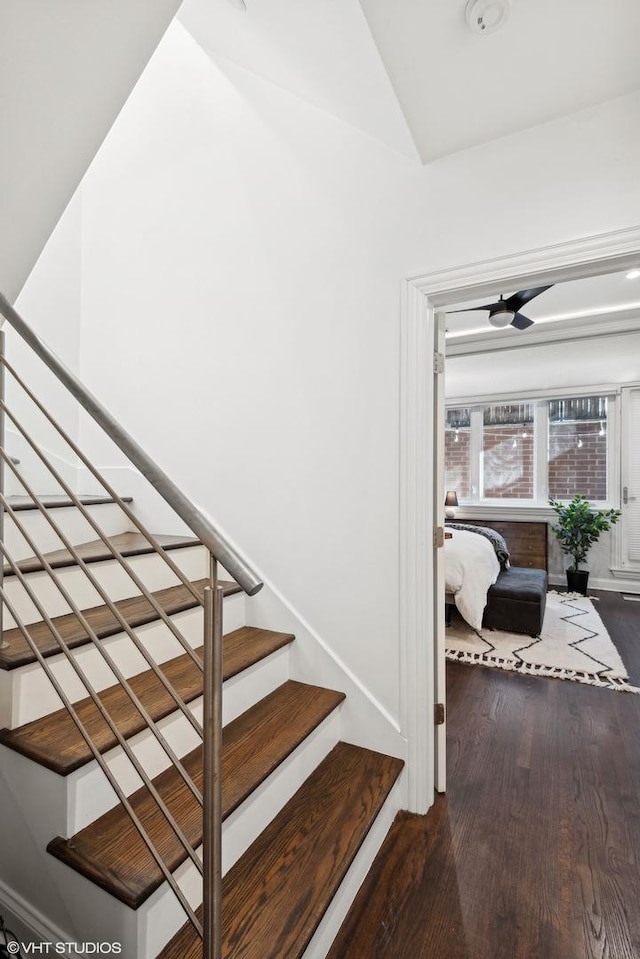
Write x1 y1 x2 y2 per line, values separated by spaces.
0 299 237 956
0 292 263 597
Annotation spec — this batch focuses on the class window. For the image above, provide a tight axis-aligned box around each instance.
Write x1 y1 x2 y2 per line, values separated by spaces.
444 408 470 497
445 393 614 507
482 403 535 499
548 397 608 501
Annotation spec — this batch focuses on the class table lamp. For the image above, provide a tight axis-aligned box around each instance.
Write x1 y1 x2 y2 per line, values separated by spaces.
445 490 458 519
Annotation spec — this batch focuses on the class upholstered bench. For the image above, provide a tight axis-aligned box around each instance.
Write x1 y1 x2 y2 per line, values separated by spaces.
483 566 548 637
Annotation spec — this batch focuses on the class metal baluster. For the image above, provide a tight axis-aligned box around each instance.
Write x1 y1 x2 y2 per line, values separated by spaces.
0 403 206 671
0 355 203 604
0 578 203 934
203 554 223 959
0 538 204 874
1 450 205 738
0 485 204 805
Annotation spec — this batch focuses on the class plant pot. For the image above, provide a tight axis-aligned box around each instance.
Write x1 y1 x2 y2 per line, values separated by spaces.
566 569 589 596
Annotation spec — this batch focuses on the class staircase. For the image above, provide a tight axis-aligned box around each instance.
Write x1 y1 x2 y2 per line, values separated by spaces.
0 297 406 957
0 504 403 956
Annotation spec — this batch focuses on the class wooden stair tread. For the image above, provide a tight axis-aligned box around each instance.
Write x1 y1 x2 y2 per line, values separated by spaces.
157 742 404 959
3 531 200 577
4 495 133 512
47 681 346 909
0 577 241 670
0 626 295 774
325 810 431 958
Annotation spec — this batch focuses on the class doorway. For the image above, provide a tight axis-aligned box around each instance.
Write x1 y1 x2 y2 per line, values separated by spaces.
399 224 640 815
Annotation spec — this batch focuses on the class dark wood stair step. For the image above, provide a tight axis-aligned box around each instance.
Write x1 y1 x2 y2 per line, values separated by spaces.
3 531 200 577
4 495 133 512
0 626 294 774
325 810 434 959
157 742 404 959
47 680 346 909
0 577 242 670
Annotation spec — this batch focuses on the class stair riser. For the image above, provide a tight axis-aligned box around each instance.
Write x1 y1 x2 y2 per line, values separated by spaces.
64 645 290 834
49 709 342 959
0 744 71 846
302 770 406 959
1 592 246 728
0 745 82 944
2 545 207 628
3 503 132 564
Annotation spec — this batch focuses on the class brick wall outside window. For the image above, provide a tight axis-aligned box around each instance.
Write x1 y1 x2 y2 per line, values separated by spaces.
549 423 607 500
483 426 534 498
444 431 470 497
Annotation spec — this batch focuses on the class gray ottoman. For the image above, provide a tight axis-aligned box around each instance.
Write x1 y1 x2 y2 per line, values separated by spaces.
483 567 548 637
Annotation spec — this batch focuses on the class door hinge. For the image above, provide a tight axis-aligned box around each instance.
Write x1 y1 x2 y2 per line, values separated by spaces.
433 525 445 548
433 351 445 374
434 702 445 725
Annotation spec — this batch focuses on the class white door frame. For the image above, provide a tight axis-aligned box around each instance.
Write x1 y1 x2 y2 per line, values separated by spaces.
400 224 640 815
619 385 640 574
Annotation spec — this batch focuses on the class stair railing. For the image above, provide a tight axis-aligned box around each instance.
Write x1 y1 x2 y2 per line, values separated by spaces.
0 292 263 959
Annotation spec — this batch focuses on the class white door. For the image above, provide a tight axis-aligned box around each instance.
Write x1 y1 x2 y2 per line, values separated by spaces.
434 313 447 792
620 386 640 572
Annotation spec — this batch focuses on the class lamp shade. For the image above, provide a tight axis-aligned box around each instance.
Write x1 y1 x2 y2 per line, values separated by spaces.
444 491 458 508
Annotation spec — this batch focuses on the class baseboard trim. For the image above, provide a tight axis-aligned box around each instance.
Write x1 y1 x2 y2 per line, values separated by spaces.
0 877 76 951
189 505 405 761
548 573 640 594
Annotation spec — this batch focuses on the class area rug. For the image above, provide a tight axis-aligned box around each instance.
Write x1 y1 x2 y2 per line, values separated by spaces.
446 591 640 693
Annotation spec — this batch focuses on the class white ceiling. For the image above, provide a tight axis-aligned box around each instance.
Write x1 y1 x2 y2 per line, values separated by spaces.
177 0 420 159
177 0 640 345
179 0 640 165
358 0 640 162
1 0 183 302
445 268 640 350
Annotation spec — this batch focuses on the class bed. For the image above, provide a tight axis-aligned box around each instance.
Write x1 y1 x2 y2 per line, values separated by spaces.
444 525 506 630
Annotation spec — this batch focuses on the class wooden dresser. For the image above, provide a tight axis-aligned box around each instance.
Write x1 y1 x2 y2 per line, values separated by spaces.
456 518 548 571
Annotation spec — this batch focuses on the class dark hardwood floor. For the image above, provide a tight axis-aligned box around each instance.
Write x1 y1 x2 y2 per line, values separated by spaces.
328 590 640 959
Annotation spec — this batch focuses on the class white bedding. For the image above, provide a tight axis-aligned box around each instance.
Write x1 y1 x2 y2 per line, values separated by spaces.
444 529 500 631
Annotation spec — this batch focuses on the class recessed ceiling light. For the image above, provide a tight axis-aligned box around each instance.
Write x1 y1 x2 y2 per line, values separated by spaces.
626 269 640 280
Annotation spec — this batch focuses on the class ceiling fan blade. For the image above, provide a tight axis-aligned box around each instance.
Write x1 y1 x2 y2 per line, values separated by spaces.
505 285 553 313
447 303 501 314
510 312 534 331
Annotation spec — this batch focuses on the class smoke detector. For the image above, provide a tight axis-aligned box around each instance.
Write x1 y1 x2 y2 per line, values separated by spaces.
465 0 511 34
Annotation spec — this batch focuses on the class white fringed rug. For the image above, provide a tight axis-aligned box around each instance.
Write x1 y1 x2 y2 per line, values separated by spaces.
446 591 640 693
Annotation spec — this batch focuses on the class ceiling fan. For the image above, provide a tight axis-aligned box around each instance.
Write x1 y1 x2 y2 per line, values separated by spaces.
449 285 554 330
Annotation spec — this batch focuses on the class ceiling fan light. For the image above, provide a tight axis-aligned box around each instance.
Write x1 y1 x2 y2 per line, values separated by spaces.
488 307 514 328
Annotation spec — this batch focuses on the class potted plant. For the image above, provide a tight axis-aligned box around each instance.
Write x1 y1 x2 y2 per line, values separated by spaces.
548 494 621 595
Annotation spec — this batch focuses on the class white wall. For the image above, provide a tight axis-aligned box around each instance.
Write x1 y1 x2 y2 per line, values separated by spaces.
5 196 84 496
0 0 182 303
446 329 640 400
65 22 640 721
77 22 426 720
